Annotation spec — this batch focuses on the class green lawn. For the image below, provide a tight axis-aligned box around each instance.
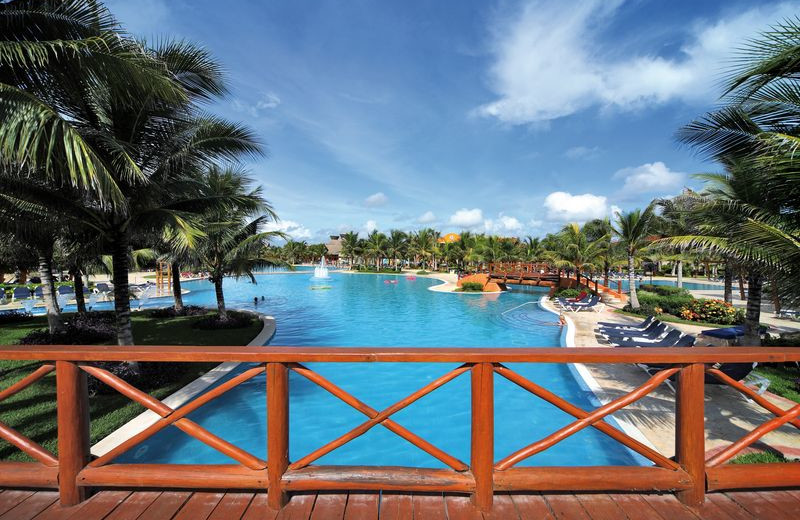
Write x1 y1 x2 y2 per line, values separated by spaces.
0 310 263 462
753 364 800 404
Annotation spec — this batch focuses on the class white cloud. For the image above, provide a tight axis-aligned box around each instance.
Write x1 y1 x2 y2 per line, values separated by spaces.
449 208 484 228
528 219 544 228
478 1 798 124
484 215 523 234
613 162 684 194
564 146 601 160
417 211 437 224
364 192 389 207
610 205 623 219
262 220 312 240
544 192 608 222
364 220 378 233
232 92 282 117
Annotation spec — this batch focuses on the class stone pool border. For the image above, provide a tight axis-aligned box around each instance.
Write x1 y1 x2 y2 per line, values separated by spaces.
91 312 276 457
539 296 656 465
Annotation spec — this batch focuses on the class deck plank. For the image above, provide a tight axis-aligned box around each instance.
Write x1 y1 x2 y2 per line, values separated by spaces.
0 491 58 520
33 491 131 520
574 494 626 520
760 489 800 510
343 493 378 520
138 491 192 520
208 493 254 520
0 490 35 516
104 492 161 520
444 495 482 520
704 494 757 520
605 493 665 520
510 493 554 520
276 493 316 520
483 493 519 520
171 492 224 520
411 494 446 520
378 492 412 520
241 494 277 520
309 493 346 520
543 494 590 520
638 494 700 520
726 491 796 520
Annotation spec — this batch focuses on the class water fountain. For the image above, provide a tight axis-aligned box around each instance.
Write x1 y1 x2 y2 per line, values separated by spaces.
311 256 331 280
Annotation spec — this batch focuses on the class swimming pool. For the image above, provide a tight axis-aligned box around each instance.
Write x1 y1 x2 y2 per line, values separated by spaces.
611 279 737 292
102 273 641 468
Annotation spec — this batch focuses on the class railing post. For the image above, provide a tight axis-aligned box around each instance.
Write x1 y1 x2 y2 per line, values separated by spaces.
471 362 494 511
676 362 705 506
267 362 289 510
56 361 89 506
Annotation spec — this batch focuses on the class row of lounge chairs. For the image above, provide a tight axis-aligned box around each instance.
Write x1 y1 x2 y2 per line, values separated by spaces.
595 316 768 393
554 292 606 313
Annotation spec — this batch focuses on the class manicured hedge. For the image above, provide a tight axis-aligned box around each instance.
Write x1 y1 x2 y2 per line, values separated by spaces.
460 282 484 292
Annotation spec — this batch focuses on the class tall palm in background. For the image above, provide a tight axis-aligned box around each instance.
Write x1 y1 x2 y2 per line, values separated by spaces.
340 232 360 267
365 231 388 269
387 230 407 268
193 167 284 319
552 223 604 282
614 206 656 310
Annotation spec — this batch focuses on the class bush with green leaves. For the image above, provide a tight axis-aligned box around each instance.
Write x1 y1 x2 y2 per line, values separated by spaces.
460 282 484 292
627 289 694 316
679 299 744 325
553 288 583 299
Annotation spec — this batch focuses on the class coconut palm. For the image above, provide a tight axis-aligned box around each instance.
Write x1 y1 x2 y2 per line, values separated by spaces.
340 231 360 267
387 230 407 269
192 167 285 319
364 230 388 269
0 34 262 344
552 223 605 282
614 205 656 310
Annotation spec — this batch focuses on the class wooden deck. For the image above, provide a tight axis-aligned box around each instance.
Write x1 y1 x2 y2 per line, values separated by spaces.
2 489 799 520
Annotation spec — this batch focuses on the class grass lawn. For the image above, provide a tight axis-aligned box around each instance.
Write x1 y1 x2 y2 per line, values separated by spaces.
0 309 263 462
752 364 800 404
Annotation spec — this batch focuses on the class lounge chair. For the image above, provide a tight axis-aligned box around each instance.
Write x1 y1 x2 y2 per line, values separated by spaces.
602 322 667 342
57 285 74 295
610 329 684 348
556 293 590 307
562 296 605 313
33 286 43 298
597 315 655 331
12 287 32 301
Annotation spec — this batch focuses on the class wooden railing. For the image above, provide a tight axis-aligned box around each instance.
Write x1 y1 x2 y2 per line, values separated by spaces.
0 346 799 512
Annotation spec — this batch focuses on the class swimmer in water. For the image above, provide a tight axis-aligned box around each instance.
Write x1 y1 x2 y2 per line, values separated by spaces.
559 314 567 326
254 297 258 306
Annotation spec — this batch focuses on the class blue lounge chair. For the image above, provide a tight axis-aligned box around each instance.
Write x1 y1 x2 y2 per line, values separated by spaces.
33 286 43 298
611 329 684 348
12 287 32 301
57 285 75 295
597 315 654 331
602 322 666 342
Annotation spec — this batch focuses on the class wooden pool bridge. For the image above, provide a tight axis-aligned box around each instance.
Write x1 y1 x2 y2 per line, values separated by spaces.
486 262 561 287
0 345 798 519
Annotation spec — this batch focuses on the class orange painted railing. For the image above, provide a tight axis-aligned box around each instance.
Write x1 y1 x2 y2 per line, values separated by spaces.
0 346 799 512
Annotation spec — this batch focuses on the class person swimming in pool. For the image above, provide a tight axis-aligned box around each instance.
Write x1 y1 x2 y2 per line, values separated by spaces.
559 314 567 326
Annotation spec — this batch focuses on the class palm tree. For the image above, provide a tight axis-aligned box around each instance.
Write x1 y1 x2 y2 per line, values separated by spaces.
552 223 604 283
0 33 262 344
614 205 656 310
387 230 407 269
411 229 436 270
340 231 360 267
193 167 285 319
364 231 388 269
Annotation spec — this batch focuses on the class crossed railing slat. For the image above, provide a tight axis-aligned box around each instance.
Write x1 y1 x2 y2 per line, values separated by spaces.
705 368 800 467
0 364 58 466
288 362 470 471
84 364 267 469
494 364 680 471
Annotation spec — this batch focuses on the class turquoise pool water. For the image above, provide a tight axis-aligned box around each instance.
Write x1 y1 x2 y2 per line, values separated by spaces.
106 273 641 468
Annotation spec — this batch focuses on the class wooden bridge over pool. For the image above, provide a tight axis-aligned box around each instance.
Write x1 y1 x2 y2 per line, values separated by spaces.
0 345 798 519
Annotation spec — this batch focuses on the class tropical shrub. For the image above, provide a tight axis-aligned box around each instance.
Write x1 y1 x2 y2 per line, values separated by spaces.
18 312 116 345
460 282 484 292
149 306 208 318
553 288 583 298
679 299 744 325
626 289 694 316
639 284 691 297
0 311 33 325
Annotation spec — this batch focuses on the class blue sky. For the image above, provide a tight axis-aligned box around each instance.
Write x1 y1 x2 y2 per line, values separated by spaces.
107 0 799 242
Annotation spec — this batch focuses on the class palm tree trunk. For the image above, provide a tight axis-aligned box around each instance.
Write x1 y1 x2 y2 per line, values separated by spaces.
214 276 227 320
769 275 781 315
111 230 135 346
743 271 762 346
738 272 746 300
676 260 683 288
71 266 87 314
723 262 733 304
628 253 640 309
38 250 64 334
171 263 184 312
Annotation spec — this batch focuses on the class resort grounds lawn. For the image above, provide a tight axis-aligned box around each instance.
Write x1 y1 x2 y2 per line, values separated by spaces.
0 310 263 462
752 364 800 404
